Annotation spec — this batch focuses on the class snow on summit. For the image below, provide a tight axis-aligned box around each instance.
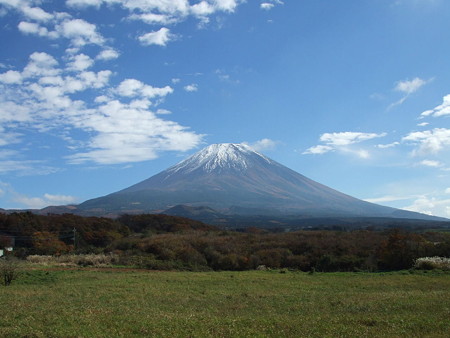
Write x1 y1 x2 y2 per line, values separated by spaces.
168 143 273 174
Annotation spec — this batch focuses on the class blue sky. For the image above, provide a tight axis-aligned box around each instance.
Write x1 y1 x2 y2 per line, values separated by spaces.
0 0 450 218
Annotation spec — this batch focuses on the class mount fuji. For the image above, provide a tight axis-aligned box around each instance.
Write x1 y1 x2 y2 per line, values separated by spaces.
75 143 441 221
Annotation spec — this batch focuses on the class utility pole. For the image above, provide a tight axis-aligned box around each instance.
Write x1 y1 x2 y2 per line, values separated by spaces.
73 228 76 250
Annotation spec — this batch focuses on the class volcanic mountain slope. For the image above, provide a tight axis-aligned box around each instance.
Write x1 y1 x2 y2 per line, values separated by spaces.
77 143 439 220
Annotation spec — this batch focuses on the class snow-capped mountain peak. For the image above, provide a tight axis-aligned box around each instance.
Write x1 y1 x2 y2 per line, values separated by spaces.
79 142 443 222
167 143 273 174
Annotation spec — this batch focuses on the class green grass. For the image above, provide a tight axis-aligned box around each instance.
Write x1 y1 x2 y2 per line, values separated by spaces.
1 268 450 337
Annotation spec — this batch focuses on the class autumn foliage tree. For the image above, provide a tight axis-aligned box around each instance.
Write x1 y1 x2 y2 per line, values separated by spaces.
32 231 72 255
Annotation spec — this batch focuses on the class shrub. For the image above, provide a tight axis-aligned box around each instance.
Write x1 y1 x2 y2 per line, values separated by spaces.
0 257 21 286
414 257 450 270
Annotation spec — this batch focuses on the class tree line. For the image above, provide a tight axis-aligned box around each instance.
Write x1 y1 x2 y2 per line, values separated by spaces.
1 211 450 271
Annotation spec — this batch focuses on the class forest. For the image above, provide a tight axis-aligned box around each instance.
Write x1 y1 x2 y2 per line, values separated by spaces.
1 211 450 272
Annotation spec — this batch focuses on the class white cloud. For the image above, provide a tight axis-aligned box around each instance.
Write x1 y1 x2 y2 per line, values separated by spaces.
43 193 77 204
57 18 105 46
215 68 239 84
303 145 334 155
116 79 173 98
261 3 275 10
320 132 387 146
0 99 32 123
389 77 430 109
366 188 450 218
417 122 429 127
67 0 243 15
403 195 450 217
12 195 48 209
376 141 399 149
22 6 53 22
420 110 434 118
184 83 198 92
78 70 112 89
364 195 413 204
244 138 277 152
419 160 442 167
0 70 22 84
138 27 174 46
156 108 172 115
96 48 120 61
18 21 53 37
129 12 178 25
191 1 215 17
420 94 450 118
12 192 77 209
15 11 108 47
22 52 60 78
0 51 203 167
66 0 103 8
260 0 284 10
354 149 370 159
402 128 450 155
0 127 20 146
68 99 203 164
212 0 240 12
0 156 58 176
0 0 30 9
395 77 427 95
67 0 243 26
67 54 94 71
304 131 386 156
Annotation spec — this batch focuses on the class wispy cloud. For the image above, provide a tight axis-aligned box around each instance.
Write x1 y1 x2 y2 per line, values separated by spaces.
303 145 333 155
417 122 429 127
183 83 198 92
376 142 400 149
320 132 386 146
0 149 59 176
419 159 442 167
13 194 77 209
260 0 284 10
11 190 78 209
395 77 427 95
388 77 431 109
365 186 450 218
304 131 387 158
215 69 239 84
243 138 278 152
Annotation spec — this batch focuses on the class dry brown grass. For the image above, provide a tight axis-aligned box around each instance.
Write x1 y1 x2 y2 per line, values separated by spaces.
26 253 119 267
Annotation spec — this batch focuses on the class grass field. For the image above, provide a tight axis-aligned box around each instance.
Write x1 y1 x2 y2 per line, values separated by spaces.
1 268 449 337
